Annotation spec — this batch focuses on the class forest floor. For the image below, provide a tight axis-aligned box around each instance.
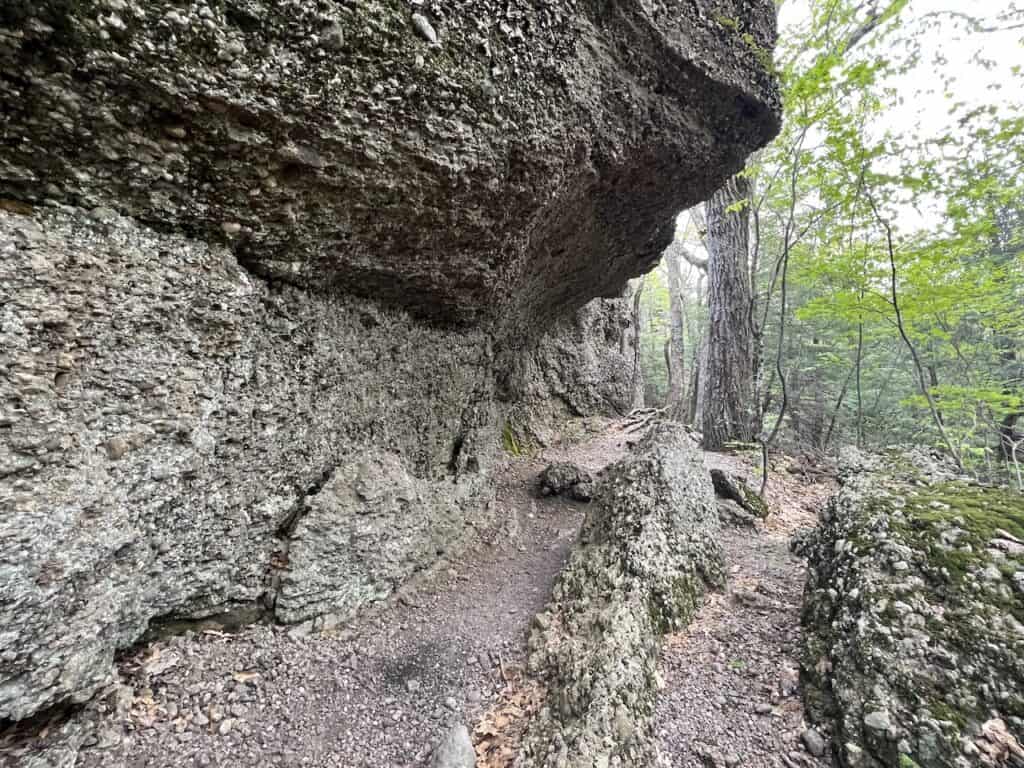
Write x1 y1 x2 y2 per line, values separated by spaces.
654 452 837 768
29 420 836 768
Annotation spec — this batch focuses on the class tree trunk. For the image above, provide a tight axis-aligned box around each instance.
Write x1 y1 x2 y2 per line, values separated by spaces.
927 362 944 425
664 244 687 420
628 277 646 409
689 337 705 427
1000 412 1022 461
700 173 758 450
856 318 864 449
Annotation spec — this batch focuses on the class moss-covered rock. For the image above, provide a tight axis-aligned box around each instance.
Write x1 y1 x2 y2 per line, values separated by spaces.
801 449 1024 768
710 468 768 519
517 423 724 767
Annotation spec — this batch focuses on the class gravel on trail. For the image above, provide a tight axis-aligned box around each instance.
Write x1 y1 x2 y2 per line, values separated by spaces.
655 452 837 768
65 423 629 768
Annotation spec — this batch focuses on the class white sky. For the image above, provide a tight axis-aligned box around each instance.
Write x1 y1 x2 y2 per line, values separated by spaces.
781 0 1024 229
674 2 1023 250
838 1 1024 140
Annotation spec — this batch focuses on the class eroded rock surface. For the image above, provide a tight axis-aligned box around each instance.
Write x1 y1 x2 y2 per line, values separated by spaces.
0 208 497 721
518 423 725 767
277 450 491 625
504 297 643 434
801 450 1024 767
1 0 779 329
0 0 780 731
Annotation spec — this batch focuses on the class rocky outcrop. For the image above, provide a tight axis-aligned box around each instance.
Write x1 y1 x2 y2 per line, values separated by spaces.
1 0 778 332
0 0 780 727
518 423 725 767
0 208 497 721
801 450 1024 768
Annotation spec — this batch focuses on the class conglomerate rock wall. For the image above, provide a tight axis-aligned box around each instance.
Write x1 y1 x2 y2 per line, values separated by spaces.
801 450 1024 768
0 0 780 725
0 207 499 721
0 0 779 330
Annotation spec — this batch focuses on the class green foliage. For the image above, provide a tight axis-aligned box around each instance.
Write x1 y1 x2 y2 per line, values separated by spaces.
747 0 1024 482
502 419 523 456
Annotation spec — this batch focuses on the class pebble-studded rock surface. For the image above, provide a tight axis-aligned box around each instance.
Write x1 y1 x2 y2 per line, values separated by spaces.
655 454 837 768
1 430 842 768
0 423 629 768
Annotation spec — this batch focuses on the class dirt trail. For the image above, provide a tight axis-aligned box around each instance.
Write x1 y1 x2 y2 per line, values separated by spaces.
655 453 837 768
4 423 836 768
43 423 630 768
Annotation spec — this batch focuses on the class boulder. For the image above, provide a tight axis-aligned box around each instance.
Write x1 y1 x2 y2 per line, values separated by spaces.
276 451 490 624
538 462 593 502
518 423 724 767
710 468 768 519
801 449 1024 768
502 296 645 433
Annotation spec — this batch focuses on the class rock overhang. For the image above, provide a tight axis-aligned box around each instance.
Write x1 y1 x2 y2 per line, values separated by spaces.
0 0 781 736
0 0 781 332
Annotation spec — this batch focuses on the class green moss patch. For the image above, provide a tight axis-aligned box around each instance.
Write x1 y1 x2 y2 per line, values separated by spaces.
904 482 1024 543
502 419 523 456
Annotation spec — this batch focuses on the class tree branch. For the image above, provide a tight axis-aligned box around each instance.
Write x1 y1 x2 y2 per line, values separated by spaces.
867 192 964 470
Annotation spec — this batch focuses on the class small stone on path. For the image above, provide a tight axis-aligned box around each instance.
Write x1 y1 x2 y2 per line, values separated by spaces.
802 728 827 757
429 724 475 768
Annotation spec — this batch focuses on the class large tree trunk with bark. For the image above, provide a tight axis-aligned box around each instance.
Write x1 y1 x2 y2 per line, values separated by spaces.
663 244 688 420
627 277 647 409
700 174 758 450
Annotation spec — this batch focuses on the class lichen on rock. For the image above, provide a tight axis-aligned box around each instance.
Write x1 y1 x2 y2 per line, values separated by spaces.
801 448 1024 768
517 423 725 767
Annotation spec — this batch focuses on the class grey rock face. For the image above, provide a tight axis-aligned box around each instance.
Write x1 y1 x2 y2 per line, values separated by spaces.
506 297 643 425
0 0 781 731
0 1 780 330
518 423 725 767
0 208 497 721
801 450 1024 768
277 451 490 624
430 724 477 768
499 294 646 452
